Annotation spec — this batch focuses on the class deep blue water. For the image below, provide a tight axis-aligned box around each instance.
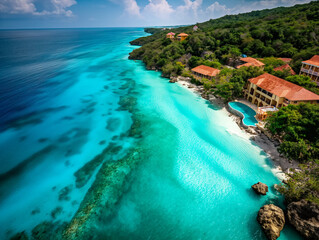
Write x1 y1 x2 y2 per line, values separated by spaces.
0 28 301 239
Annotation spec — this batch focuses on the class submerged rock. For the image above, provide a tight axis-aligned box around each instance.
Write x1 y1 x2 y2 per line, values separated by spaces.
10 231 29 240
257 204 285 240
51 206 63 219
58 185 73 201
32 221 65 240
63 148 143 240
74 143 122 188
287 200 319 239
31 208 41 215
252 182 269 195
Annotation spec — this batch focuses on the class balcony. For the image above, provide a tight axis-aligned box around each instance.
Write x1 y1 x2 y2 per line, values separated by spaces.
301 68 319 76
301 68 309 73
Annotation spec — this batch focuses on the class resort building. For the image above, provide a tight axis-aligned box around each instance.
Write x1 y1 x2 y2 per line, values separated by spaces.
177 33 188 41
244 73 319 108
236 57 265 70
278 58 292 64
299 55 319 84
193 25 199 31
274 64 296 75
191 65 220 80
166 32 175 39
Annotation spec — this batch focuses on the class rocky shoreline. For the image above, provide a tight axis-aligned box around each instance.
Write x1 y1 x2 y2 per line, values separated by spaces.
174 77 319 240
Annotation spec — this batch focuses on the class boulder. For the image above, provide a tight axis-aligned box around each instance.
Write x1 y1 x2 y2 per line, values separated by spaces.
287 200 319 239
273 184 280 191
252 182 269 195
169 77 178 83
257 204 285 240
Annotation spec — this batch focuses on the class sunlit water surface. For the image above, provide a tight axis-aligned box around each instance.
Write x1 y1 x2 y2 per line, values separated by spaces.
0 28 301 240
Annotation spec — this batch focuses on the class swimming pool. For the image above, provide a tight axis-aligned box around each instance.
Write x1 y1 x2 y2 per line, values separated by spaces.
228 102 258 127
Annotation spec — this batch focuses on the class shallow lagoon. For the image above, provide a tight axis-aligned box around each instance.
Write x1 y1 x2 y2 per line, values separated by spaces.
0 28 301 239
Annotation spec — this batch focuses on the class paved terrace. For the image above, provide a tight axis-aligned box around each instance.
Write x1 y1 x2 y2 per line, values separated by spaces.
232 99 258 112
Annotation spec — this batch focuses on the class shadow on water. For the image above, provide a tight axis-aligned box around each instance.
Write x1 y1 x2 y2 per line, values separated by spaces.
0 126 90 198
2 106 68 132
205 100 223 111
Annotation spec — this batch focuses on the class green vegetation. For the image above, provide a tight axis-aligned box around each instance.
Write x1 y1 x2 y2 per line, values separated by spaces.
129 1 319 105
213 66 263 101
129 1 319 74
266 103 319 162
278 162 319 205
286 75 319 95
266 103 319 204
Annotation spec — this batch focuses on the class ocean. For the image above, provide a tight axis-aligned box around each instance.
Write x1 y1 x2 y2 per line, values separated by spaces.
0 28 301 239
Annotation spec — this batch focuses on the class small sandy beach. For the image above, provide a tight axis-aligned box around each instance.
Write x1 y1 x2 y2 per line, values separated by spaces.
177 78 299 179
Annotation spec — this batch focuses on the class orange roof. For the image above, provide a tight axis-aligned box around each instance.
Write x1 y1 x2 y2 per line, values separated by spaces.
237 57 265 68
274 64 296 75
166 32 175 36
279 58 292 64
302 55 319 66
249 73 319 101
191 65 220 77
178 33 188 37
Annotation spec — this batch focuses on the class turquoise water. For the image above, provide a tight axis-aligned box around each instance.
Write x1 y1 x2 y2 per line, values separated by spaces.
229 102 259 126
0 29 301 239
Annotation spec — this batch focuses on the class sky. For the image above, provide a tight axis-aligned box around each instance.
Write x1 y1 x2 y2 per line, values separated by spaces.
0 0 314 29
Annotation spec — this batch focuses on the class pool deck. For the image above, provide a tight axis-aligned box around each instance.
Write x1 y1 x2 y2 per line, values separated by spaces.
233 99 258 112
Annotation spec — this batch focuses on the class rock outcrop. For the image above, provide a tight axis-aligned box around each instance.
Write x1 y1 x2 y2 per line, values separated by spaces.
169 77 178 83
287 200 319 239
257 204 285 240
252 182 269 195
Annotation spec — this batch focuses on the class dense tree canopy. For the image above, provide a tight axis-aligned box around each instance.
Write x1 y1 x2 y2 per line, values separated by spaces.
130 1 319 74
266 103 319 204
266 103 319 162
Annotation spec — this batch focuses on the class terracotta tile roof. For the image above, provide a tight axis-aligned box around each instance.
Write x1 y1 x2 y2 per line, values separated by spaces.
166 32 175 36
303 55 319 66
191 65 220 77
177 33 188 37
278 58 292 64
237 62 253 68
274 64 296 75
249 73 319 101
237 57 265 68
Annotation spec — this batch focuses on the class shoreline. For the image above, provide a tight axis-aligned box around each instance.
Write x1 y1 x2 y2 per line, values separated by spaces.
176 78 299 179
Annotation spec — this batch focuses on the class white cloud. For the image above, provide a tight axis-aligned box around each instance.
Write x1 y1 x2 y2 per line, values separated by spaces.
123 0 140 16
143 0 174 19
176 0 203 19
206 1 231 19
0 0 36 14
0 0 77 16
